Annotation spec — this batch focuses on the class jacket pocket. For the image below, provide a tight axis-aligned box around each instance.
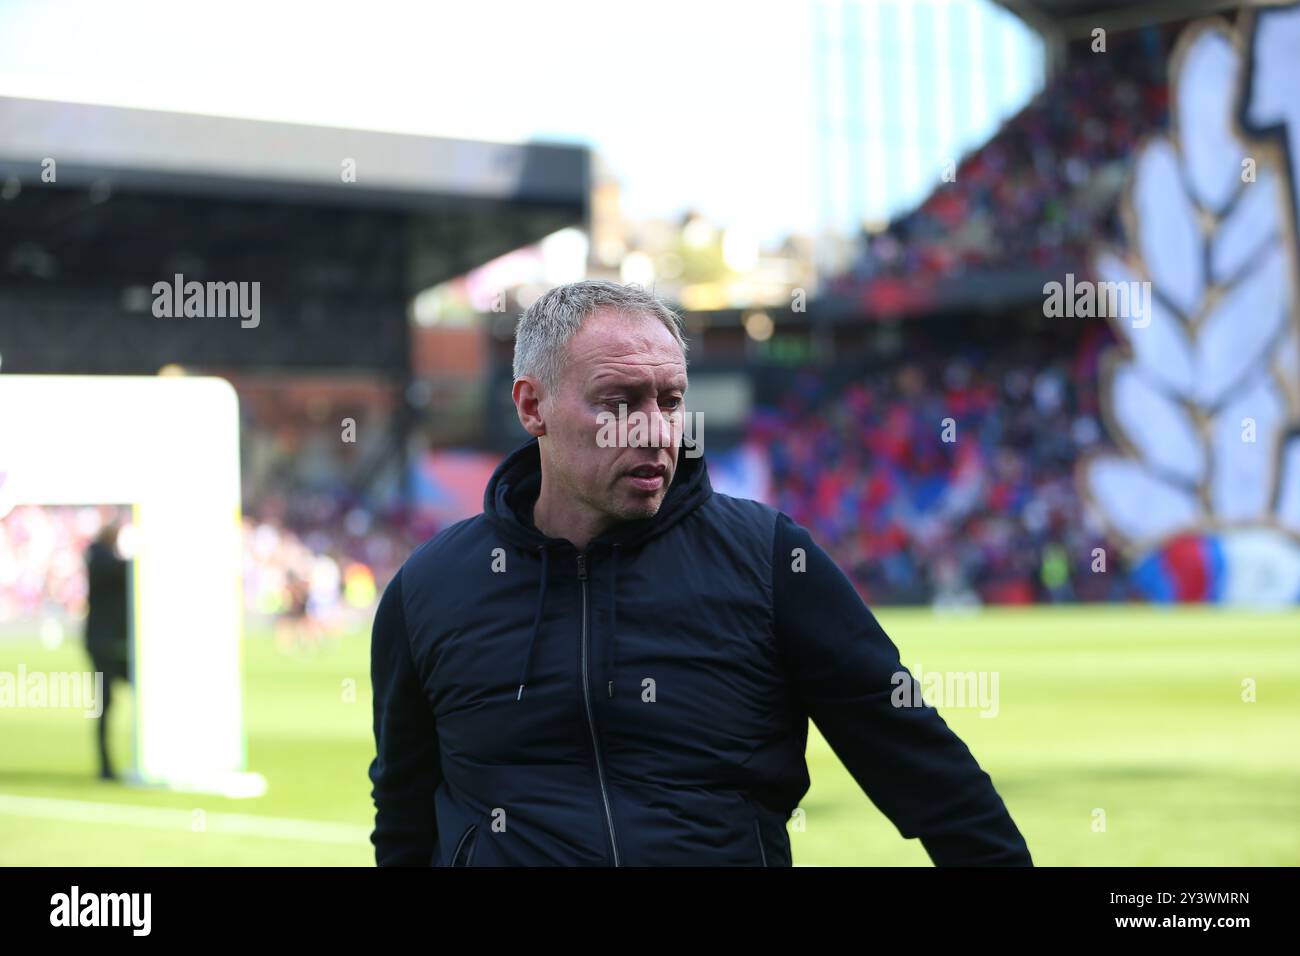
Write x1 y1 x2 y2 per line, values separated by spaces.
449 822 480 867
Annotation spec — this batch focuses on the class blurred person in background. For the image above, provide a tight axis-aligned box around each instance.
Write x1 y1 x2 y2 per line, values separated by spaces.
83 520 130 781
275 565 320 654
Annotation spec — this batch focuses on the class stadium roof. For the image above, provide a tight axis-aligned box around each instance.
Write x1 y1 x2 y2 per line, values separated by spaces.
0 96 588 211
0 95 589 287
0 97 590 373
995 0 1261 36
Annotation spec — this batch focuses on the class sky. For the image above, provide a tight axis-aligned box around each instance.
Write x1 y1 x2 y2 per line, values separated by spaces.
0 0 821 242
0 0 1041 245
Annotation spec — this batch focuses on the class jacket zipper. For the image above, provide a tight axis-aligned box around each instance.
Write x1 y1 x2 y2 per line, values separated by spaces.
578 552 621 866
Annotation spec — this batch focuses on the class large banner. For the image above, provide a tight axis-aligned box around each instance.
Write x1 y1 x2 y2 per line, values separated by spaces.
1083 4 1300 604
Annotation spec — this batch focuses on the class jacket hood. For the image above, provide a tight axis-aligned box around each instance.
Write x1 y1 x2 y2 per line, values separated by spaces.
484 435 712 553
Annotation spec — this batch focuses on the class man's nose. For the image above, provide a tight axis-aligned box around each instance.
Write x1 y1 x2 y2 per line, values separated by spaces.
629 403 680 449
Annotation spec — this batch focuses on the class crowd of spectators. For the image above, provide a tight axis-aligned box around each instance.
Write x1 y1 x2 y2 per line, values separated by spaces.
746 326 1133 606
831 26 1170 289
241 492 428 640
769 26 1184 601
0 499 425 645
0 505 127 626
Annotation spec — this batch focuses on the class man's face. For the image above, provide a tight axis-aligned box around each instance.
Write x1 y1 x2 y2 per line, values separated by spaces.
537 309 687 526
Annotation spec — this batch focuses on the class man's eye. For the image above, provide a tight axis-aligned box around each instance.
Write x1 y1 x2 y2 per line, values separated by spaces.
662 398 682 410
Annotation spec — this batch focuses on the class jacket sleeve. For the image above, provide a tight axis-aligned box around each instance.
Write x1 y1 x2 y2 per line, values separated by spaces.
368 567 443 866
771 512 1032 866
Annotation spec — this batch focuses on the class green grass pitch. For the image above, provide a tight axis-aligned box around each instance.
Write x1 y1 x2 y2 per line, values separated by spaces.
0 605 1296 865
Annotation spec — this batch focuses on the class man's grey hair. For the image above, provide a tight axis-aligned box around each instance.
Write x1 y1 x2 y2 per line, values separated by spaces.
512 280 689 393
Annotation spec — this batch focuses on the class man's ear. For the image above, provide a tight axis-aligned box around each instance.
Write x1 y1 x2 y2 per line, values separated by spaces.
513 377 547 438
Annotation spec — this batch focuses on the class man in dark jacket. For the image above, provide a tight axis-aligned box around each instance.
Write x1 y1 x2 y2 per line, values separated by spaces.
369 280 1031 867
84 520 131 781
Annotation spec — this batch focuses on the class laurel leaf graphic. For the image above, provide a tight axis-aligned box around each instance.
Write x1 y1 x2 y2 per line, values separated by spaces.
1111 360 1205 484
1276 327 1300 416
1177 27 1244 212
1195 242 1289 407
1278 433 1300 532
1094 250 1195 397
1212 168 1282 280
1086 457 1202 545
1210 373 1287 519
1083 18 1300 603
1131 140 1204 317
